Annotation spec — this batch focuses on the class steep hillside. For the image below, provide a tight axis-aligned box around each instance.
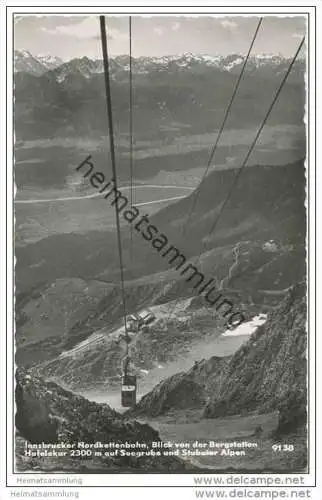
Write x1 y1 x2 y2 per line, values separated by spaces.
131 283 307 437
16 276 174 368
15 369 190 472
15 278 113 346
153 160 306 248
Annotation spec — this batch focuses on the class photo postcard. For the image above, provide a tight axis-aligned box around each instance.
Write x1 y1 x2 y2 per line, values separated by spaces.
2 5 318 493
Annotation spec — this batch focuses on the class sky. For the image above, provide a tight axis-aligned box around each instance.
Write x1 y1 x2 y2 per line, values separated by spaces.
13 15 306 60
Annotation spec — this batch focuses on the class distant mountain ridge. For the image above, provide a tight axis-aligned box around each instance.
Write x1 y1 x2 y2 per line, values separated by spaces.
14 49 305 79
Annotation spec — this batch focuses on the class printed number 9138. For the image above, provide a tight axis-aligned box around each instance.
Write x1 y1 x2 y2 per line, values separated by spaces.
272 444 294 452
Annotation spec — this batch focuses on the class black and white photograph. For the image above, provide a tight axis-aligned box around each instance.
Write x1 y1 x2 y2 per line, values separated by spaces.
1 4 319 496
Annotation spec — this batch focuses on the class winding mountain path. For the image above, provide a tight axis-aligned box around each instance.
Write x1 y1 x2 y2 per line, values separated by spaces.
219 241 243 290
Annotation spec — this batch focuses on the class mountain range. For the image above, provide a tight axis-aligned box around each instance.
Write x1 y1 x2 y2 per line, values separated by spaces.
14 50 304 78
14 50 305 141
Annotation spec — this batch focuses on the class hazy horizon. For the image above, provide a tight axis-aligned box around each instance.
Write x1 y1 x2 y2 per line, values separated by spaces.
14 15 306 60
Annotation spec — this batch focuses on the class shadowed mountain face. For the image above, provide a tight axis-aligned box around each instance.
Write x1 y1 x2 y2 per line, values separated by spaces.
203 282 307 427
130 282 307 439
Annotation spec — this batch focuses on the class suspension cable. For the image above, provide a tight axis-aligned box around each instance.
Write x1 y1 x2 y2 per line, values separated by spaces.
181 17 263 240
99 16 129 355
166 36 305 323
162 18 262 322
205 37 305 240
129 15 134 264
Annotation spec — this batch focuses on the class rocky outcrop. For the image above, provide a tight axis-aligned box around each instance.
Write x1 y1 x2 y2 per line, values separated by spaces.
16 372 59 444
203 282 307 426
129 356 228 417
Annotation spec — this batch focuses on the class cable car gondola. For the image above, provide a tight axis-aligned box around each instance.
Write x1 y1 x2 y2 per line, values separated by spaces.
121 355 137 407
121 373 137 407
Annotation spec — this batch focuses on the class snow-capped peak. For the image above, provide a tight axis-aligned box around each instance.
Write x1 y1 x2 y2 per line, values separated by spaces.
16 49 33 58
37 54 63 65
14 50 64 75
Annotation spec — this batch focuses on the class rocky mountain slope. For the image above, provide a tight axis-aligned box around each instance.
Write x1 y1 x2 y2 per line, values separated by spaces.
129 355 229 418
15 369 191 472
204 282 307 429
130 283 307 437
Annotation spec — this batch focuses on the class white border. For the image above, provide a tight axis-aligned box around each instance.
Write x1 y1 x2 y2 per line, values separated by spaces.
1 2 319 495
